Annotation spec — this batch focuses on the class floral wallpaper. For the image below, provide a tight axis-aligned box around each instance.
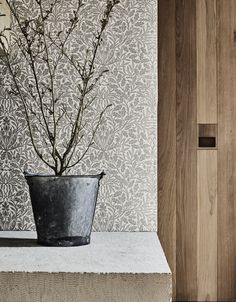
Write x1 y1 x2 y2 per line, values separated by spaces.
0 0 157 231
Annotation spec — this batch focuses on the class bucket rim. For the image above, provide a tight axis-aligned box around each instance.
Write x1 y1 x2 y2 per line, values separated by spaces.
24 171 105 180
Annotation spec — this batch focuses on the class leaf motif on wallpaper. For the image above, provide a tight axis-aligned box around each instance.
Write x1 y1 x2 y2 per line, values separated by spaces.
0 0 157 232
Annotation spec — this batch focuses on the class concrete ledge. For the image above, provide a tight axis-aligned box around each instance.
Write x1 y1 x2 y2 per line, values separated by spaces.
0 232 172 302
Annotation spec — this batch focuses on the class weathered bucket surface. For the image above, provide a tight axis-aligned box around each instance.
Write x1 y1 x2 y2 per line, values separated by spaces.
25 173 104 247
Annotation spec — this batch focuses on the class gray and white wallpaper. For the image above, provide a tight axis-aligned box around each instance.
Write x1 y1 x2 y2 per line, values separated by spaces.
0 0 157 231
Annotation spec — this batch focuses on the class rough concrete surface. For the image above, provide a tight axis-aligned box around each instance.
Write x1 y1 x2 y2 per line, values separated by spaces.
0 232 171 274
0 272 172 302
0 232 172 301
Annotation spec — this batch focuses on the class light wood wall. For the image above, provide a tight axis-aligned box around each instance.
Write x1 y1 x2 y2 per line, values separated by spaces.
158 1 236 301
158 0 176 298
176 1 198 300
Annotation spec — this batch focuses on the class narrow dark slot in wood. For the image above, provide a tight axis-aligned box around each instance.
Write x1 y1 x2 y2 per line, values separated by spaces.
198 137 216 148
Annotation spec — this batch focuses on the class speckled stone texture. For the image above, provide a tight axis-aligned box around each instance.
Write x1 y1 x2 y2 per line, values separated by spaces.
0 272 171 302
0 232 172 302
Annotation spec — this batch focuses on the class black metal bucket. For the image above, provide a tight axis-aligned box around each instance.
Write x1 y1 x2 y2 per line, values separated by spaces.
25 172 104 247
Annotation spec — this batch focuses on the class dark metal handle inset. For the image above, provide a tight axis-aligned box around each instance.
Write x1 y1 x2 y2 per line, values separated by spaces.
199 137 216 148
198 124 217 149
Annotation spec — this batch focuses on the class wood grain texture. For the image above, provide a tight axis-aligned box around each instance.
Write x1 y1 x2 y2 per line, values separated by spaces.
197 150 217 301
217 1 236 300
198 124 217 138
176 1 197 300
158 0 176 300
198 124 218 149
196 0 217 124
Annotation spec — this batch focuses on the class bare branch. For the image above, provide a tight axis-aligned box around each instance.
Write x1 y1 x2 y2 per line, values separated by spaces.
65 104 112 171
61 0 119 168
1 0 119 175
0 38 56 172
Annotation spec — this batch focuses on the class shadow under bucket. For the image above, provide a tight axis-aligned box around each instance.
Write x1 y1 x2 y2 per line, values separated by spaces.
25 172 105 247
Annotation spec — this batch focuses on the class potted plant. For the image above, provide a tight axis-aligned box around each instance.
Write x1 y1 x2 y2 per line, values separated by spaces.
0 0 119 246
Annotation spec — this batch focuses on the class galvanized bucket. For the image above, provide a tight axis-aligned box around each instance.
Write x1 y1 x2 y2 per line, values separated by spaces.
25 172 105 247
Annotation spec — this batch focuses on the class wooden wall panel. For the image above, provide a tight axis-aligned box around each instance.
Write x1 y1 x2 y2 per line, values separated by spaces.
197 150 217 301
217 1 236 300
176 1 197 300
196 0 217 124
158 0 176 299
159 1 236 301
196 3 218 299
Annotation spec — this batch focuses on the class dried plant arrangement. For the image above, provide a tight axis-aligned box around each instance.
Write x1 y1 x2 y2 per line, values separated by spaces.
0 0 119 176
0 0 120 247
